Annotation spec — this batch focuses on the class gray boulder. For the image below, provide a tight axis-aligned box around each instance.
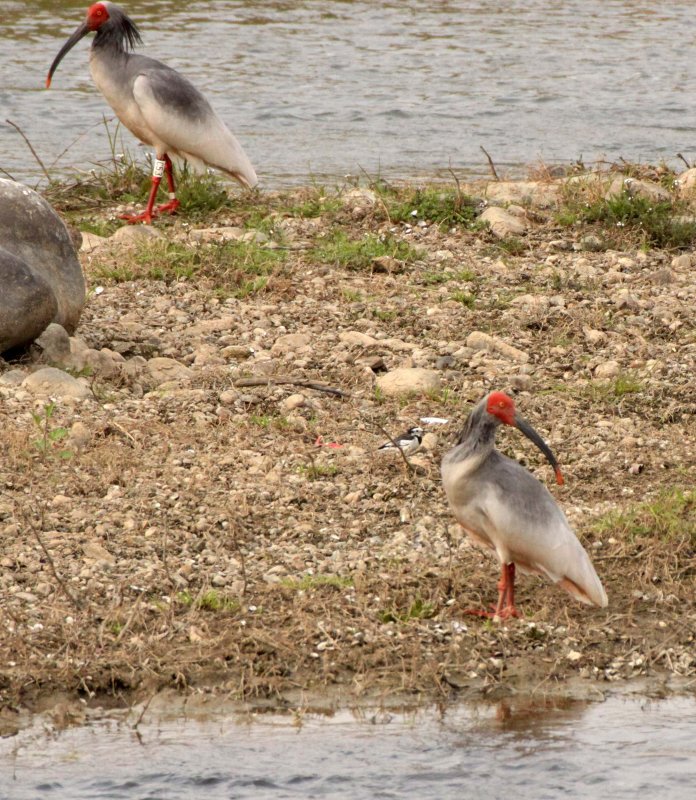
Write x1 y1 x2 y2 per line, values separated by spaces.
0 179 85 353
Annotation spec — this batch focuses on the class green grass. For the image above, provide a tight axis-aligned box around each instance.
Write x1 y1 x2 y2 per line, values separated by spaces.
177 589 240 613
287 191 343 218
297 462 339 480
311 230 422 271
449 291 476 308
592 488 696 545
78 219 120 238
280 574 354 591
249 414 291 431
557 189 696 249
93 238 286 298
372 308 397 322
383 186 480 228
380 596 436 624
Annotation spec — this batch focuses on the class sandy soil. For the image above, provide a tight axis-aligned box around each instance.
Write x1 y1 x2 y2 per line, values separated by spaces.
0 176 694 732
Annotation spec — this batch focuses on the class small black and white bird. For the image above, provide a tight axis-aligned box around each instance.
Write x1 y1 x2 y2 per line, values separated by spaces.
378 426 424 456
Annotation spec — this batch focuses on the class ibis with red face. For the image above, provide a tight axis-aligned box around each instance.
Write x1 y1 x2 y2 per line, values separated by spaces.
441 392 608 619
46 2 258 224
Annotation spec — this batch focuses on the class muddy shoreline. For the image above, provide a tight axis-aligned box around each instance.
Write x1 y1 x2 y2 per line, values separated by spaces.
0 173 694 730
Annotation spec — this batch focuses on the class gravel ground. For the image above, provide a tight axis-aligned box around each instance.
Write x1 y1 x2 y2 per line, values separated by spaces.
0 176 694 730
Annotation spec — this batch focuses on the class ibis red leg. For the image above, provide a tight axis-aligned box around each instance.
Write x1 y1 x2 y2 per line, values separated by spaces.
154 155 181 216
463 562 520 620
119 154 180 224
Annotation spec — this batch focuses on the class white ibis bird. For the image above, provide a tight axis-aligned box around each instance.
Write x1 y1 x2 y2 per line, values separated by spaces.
46 2 258 224
441 391 608 619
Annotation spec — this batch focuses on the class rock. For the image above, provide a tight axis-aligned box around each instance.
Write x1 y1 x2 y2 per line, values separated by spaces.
435 355 456 370
509 294 550 311
82 541 115 565
594 360 620 379
371 255 404 273
376 368 441 396
674 167 696 198
578 234 605 252
219 389 239 405
34 323 72 365
480 206 527 238
187 316 237 336
0 179 85 353
510 374 532 391
583 327 607 346
341 188 378 207
466 331 529 363
484 180 560 209
189 226 245 243
615 292 641 311
339 331 378 348
79 232 108 253
0 369 26 386
271 333 312 355
109 225 164 246
280 393 306 412
671 253 692 270
144 357 194 387
605 176 671 203
22 367 91 399
67 421 91 451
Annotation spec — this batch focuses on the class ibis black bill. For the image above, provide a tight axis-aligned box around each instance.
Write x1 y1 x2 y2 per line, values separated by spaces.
515 415 565 486
46 21 91 88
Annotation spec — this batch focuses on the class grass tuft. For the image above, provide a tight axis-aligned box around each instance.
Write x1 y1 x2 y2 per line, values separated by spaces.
312 230 422 271
592 488 695 545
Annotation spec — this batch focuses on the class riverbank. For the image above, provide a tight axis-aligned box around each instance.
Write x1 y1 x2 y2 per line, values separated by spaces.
0 167 694 731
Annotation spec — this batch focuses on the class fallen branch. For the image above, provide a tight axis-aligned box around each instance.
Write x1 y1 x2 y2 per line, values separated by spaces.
235 375 349 397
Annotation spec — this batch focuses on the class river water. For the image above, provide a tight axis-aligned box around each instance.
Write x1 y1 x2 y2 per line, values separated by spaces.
1 696 695 799
2 1 696 187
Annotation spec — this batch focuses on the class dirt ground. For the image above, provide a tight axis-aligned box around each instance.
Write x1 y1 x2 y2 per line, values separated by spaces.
0 175 694 732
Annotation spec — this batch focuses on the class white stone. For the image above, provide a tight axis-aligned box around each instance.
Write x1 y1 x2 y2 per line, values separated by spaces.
376 368 441 396
22 367 91 399
594 360 620 379
466 331 529 363
339 331 377 347
480 206 527 238
145 357 194 387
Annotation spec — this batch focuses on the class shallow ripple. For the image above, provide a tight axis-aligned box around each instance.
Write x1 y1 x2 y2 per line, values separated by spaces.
1 697 695 800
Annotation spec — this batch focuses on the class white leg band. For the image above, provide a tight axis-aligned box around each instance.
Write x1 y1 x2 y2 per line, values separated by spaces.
168 192 176 200
152 158 166 178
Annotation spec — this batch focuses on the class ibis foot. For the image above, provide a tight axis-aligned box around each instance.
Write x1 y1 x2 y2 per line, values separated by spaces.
119 209 155 225
155 199 180 216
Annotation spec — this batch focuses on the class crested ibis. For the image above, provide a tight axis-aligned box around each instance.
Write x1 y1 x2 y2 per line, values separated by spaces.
441 391 608 619
46 2 258 224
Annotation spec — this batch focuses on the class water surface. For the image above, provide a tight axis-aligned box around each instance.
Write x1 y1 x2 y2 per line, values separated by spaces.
2 696 695 799
2 1 696 187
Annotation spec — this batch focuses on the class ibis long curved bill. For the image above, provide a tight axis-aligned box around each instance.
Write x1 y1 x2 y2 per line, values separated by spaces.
514 415 564 486
46 22 92 88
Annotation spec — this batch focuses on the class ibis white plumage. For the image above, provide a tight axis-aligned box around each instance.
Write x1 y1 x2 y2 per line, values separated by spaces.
441 391 608 619
46 2 258 224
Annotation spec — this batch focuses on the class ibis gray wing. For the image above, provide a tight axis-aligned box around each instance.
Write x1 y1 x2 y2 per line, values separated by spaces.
476 456 608 606
131 68 257 187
